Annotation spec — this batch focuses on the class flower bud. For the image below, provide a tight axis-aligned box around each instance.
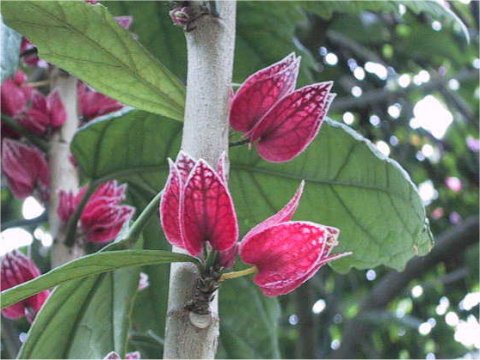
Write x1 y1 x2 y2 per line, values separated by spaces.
1 250 49 322
58 181 135 244
1 139 49 200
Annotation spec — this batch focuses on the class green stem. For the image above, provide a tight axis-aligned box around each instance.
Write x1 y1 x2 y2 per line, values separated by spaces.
229 138 249 148
127 190 163 242
64 182 97 247
1 115 49 152
220 266 257 281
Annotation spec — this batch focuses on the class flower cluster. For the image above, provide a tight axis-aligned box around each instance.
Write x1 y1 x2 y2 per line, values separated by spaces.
1 139 50 200
1 251 49 322
58 181 135 244
1 70 66 136
160 151 350 296
160 151 237 257
229 53 335 162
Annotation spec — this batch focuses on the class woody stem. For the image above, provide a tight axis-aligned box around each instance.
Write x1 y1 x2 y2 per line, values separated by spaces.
163 1 237 358
49 71 83 267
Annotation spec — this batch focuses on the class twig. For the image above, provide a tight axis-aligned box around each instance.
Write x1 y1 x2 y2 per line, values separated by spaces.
229 138 249 147
1 115 49 152
1 213 48 231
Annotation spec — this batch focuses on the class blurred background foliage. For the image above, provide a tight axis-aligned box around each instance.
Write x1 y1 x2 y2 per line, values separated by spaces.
1 1 479 359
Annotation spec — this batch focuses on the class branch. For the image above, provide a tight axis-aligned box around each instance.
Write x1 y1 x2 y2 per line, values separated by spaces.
330 69 476 113
163 2 237 359
48 71 83 268
331 216 479 359
1 115 49 152
1 213 48 231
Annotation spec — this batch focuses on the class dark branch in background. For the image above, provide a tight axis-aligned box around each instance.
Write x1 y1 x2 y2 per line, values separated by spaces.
327 30 386 65
295 285 317 359
330 216 479 359
1 115 49 152
330 68 476 113
1 213 48 231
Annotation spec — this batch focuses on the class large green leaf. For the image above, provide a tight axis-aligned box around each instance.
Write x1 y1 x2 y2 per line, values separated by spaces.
1 250 196 309
218 278 281 358
1 1 185 121
18 269 139 359
0 16 21 82
303 0 469 41
105 1 316 85
71 111 432 273
229 119 432 272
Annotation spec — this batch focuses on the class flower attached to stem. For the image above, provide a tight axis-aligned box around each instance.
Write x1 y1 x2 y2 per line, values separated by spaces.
229 53 335 162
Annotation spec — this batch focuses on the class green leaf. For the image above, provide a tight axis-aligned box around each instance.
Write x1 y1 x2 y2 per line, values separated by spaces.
218 278 280 358
1 1 185 121
18 268 140 359
303 0 469 41
229 119 433 272
105 1 316 85
71 109 181 189
106 1 187 81
71 111 432 274
1 250 196 309
0 16 21 82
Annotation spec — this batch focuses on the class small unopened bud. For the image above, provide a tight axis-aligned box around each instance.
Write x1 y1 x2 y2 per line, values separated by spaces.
169 7 190 27
1 250 49 322
1 139 50 200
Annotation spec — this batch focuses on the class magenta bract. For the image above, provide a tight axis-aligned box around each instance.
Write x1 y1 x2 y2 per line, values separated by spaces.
17 90 67 135
1 250 49 322
78 82 123 121
229 53 335 162
1 71 33 118
239 184 350 296
20 38 48 68
57 181 135 244
1 139 50 200
104 351 141 360
160 151 238 257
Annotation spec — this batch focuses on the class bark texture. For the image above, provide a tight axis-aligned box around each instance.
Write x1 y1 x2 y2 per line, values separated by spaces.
49 71 83 267
163 2 237 358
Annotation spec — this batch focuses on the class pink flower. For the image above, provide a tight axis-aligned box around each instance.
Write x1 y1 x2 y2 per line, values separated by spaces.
169 7 190 27
58 181 135 244
20 38 48 68
17 90 66 135
445 176 462 192
78 82 123 121
238 182 351 296
466 136 480 153
449 211 462 225
431 207 444 220
160 151 238 256
230 53 335 162
138 272 149 291
1 250 50 322
1 71 33 118
1 139 50 200
114 16 133 30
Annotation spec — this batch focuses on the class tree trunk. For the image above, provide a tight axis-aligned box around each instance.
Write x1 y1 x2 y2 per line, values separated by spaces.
49 71 84 268
163 2 237 358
